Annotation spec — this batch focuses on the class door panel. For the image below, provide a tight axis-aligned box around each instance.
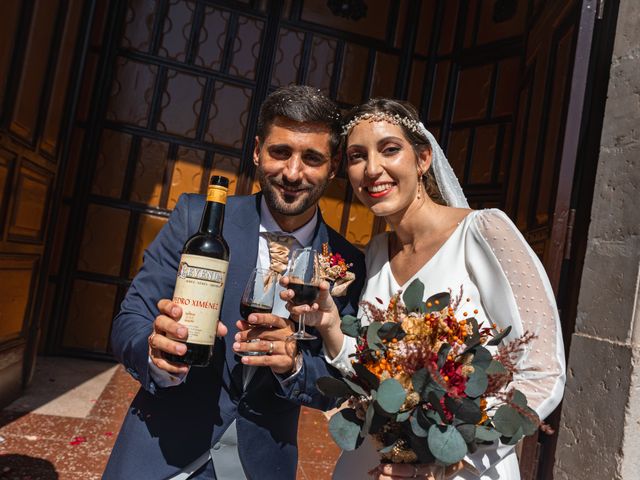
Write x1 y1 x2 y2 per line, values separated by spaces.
0 0 89 404
507 2 580 255
507 2 587 478
62 279 118 352
9 0 61 145
0 256 38 343
0 0 23 116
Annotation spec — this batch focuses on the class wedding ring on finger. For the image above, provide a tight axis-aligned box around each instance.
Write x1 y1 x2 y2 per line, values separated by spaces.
267 341 275 356
148 331 156 349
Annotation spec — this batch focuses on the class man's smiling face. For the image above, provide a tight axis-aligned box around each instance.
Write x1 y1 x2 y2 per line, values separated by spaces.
254 116 338 219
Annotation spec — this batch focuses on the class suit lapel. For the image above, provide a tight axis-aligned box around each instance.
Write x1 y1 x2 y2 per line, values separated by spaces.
221 194 261 393
311 210 330 252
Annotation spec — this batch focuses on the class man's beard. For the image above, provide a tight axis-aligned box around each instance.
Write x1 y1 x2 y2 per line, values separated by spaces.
256 167 329 217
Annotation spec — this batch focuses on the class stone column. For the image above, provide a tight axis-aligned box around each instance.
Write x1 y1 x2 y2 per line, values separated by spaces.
553 1 640 479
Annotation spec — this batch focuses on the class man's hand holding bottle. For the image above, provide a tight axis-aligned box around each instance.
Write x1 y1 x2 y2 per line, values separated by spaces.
148 299 228 375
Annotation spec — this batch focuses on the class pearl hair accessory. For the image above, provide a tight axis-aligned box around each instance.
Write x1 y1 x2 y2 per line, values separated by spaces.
341 112 423 136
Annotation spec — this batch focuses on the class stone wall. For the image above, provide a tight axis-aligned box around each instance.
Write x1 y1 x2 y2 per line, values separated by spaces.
553 0 640 478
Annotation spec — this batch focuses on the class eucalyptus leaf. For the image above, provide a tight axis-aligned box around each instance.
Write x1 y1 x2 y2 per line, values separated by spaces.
396 410 411 422
376 378 406 414
511 389 528 408
378 322 406 341
341 315 361 338
403 279 426 312
408 432 435 463
316 377 353 398
475 425 502 442
412 368 445 400
416 405 437 428
520 409 538 436
366 322 385 352
429 391 447 418
471 346 493 370
343 377 368 396
468 440 478 454
456 424 476 443
365 402 388 434
464 368 488 398
412 368 431 395
464 317 481 348
517 403 540 436
486 360 508 375
362 402 375 436
493 405 523 437
427 425 468 465
425 292 451 313
437 344 452 369
423 408 443 426
445 396 483 424
410 414 429 437
487 325 512 346
353 363 380 390
328 409 364 451
501 426 524 445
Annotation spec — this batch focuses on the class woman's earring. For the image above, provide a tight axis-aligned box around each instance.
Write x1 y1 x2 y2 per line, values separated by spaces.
417 172 423 200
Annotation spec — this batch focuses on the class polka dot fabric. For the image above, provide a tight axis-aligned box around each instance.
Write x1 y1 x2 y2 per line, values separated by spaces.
469 209 565 420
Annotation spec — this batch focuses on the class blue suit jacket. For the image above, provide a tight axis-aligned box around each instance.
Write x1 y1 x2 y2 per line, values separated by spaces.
103 193 365 479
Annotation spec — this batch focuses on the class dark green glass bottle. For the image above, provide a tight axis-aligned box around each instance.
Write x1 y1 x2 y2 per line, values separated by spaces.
163 175 230 366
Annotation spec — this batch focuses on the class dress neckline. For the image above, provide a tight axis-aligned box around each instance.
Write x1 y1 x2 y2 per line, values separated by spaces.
385 211 475 290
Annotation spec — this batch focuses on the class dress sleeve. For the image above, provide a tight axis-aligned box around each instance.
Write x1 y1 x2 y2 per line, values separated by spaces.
323 234 383 376
324 335 357 375
462 209 566 475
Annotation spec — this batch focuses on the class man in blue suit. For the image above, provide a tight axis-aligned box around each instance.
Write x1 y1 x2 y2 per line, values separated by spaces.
103 85 365 479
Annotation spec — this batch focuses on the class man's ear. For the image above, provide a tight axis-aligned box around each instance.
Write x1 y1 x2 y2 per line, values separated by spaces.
253 136 261 166
328 153 341 180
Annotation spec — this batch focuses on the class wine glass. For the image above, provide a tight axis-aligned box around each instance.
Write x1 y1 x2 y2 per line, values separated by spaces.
238 268 277 356
287 248 321 341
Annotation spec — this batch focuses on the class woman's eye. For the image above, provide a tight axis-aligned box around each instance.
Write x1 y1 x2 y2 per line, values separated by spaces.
348 152 365 162
383 146 400 155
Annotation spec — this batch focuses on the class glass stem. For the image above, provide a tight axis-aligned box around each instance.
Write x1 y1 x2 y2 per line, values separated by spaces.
299 313 306 336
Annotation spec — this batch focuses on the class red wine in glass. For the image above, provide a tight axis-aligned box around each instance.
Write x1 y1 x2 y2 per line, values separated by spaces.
287 248 321 341
288 282 320 307
238 268 276 356
240 302 272 319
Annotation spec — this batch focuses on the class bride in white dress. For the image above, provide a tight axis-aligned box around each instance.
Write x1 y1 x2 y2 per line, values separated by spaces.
283 98 565 480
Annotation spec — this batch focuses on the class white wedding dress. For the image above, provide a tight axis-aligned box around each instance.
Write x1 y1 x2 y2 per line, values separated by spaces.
328 209 566 480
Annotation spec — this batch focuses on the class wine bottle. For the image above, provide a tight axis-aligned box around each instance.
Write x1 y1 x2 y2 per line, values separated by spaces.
163 175 230 366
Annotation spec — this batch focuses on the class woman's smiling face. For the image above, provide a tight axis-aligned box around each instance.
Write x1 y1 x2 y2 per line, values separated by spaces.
345 120 430 218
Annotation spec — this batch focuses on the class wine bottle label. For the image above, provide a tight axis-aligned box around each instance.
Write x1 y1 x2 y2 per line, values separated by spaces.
169 253 229 346
207 185 227 204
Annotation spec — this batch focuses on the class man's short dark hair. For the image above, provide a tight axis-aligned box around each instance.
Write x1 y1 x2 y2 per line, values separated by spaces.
256 85 341 156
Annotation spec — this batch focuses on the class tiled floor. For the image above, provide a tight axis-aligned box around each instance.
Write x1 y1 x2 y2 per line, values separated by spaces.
0 357 339 479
